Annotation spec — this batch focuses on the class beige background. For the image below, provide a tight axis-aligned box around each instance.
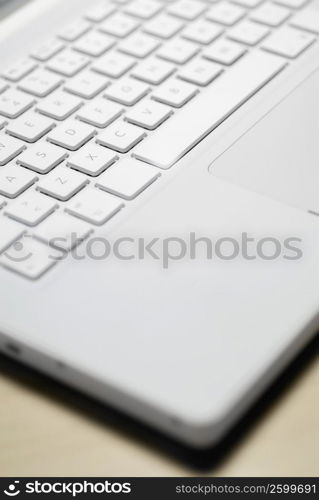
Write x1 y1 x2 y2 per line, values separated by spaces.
0 337 318 477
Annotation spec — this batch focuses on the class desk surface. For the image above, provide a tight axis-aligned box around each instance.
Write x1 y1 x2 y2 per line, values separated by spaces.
0 339 318 477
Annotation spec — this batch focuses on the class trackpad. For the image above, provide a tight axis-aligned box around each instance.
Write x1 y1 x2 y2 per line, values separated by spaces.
211 70 319 214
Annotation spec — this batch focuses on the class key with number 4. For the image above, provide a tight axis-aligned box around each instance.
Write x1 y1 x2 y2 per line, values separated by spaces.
18 69 63 97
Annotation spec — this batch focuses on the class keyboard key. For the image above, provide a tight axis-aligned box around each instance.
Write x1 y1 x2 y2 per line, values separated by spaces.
59 19 91 42
85 3 116 22
168 0 206 20
206 2 246 25
100 12 139 37
203 38 246 65
34 212 91 251
182 19 223 44
0 217 25 254
262 25 315 57
143 13 184 39
228 20 270 45
92 51 135 78
73 31 115 57
152 78 198 107
0 80 8 94
2 59 37 82
0 196 6 209
77 98 123 127
119 32 159 58
250 3 291 26
131 58 175 84
36 90 82 120
97 121 146 152
125 100 172 129
0 237 56 280
105 77 149 105
276 0 308 8
37 165 88 201
232 0 263 7
17 142 68 174
0 89 34 119
178 58 222 85
64 71 109 99
0 164 37 198
124 0 162 19
157 38 199 64
47 119 95 150
67 143 118 176
31 39 65 62
47 50 89 77
5 192 57 226
6 112 54 143
66 188 124 225
290 7 319 33
18 69 62 97
96 157 160 199
133 52 285 169
0 135 25 165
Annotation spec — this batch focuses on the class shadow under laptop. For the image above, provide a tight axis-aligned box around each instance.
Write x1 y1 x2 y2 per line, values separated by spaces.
0 332 318 472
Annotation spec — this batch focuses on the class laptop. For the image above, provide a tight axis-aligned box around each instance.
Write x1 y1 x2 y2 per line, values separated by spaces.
0 0 318 449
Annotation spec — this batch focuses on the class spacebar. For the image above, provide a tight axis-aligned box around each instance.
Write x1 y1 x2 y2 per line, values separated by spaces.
133 52 286 170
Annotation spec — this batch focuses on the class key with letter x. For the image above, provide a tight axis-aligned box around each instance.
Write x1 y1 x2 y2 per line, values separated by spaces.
68 143 118 176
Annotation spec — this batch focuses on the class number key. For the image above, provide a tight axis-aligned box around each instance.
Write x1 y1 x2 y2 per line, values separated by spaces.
47 49 89 77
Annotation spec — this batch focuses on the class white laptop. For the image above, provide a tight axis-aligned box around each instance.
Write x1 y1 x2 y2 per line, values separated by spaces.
0 0 318 448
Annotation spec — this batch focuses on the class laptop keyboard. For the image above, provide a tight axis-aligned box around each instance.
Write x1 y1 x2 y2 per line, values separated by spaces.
0 0 317 279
